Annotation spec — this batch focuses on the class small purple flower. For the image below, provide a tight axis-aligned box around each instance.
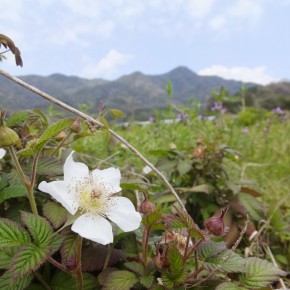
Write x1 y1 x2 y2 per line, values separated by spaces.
211 102 224 112
177 113 189 121
272 107 284 115
241 128 250 134
149 116 155 123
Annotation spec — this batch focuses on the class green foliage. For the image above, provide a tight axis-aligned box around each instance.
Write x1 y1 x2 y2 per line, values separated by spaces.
240 257 286 289
51 272 99 290
0 219 31 247
42 201 68 229
0 185 27 204
20 211 55 246
9 243 48 279
98 269 139 290
0 271 33 290
36 118 74 151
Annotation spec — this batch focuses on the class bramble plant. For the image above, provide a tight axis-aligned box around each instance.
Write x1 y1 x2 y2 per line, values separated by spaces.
0 34 288 289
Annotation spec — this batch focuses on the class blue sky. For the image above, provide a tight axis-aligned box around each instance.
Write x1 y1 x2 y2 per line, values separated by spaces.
1 0 289 84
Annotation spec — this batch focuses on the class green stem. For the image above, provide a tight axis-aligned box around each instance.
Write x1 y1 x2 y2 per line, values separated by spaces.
142 227 150 267
34 271 52 290
103 244 113 269
75 235 83 290
8 146 38 214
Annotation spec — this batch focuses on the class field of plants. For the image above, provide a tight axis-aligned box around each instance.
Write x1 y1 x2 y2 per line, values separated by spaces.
1 33 290 289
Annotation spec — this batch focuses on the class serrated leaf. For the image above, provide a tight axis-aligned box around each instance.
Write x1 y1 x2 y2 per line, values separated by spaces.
198 241 227 260
51 271 98 290
99 270 138 290
0 185 27 204
21 211 54 246
203 249 246 273
0 218 31 247
6 110 29 127
124 261 145 275
43 201 68 229
60 231 78 265
240 257 286 289
49 233 64 255
109 109 125 119
27 157 64 176
0 248 18 269
216 282 247 290
36 118 74 151
0 271 33 290
9 243 48 279
167 246 184 278
142 212 163 229
139 275 154 288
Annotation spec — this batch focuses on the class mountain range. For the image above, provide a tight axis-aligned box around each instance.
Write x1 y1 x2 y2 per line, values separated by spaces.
0 66 257 118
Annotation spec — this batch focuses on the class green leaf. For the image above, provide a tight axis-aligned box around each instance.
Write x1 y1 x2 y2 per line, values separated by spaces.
139 275 154 288
60 231 78 265
167 80 173 96
109 109 125 119
0 185 27 204
167 246 184 278
36 118 74 151
51 272 98 290
216 282 247 289
48 233 64 255
203 249 246 273
9 243 48 279
6 110 29 127
0 248 18 269
240 257 286 289
0 271 33 290
27 157 64 176
43 201 68 229
98 270 138 290
198 241 227 260
177 159 192 175
124 261 145 275
21 211 54 246
238 193 264 221
0 218 30 247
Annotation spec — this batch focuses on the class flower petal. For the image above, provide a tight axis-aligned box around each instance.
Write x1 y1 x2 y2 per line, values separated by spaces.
71 213 113 245
106 197 141 232
0 148 6 159
64 151 89 183
92 167 122 195
38 180 78 215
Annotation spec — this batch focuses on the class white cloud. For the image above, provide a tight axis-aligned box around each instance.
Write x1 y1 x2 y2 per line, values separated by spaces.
82 49 132 79
0 0 22 22
208 0 262 33
187 0 215 19
96 20 115 37
198 65 277 85
208 15 226 31
228 0 262 21
60 0 101 17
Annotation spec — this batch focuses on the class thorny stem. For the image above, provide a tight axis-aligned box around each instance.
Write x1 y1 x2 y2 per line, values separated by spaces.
0 69 185 210
8 146 38 215
75 235 83 290
48 257 71 274
142 227 150 267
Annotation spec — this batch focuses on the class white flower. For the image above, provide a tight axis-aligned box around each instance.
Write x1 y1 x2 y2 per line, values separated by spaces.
38 151 142 245
0 148 6 159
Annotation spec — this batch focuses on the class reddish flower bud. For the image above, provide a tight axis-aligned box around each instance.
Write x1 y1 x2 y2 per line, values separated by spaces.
70 118 82 133
139 192 155 215
205 206 229 236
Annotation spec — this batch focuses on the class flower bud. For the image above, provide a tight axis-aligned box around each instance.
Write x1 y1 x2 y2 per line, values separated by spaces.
139 192 155 215
0 126 20 147
205 206 229 236
70 118 82 133
55 131 67 141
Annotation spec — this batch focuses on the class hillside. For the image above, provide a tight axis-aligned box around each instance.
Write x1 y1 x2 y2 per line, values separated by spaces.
0 66 254 118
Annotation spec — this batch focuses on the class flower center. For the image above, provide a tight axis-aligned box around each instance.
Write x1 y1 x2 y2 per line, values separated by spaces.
76 178 109 215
